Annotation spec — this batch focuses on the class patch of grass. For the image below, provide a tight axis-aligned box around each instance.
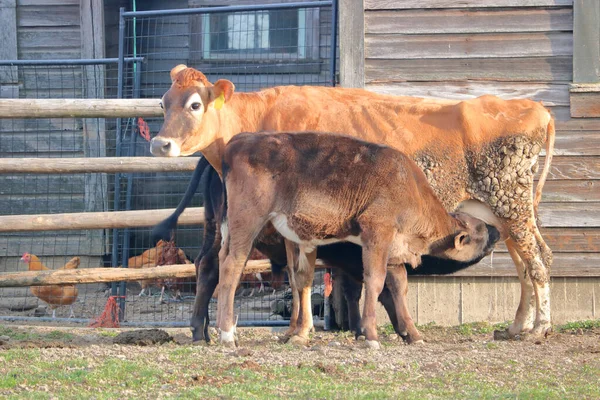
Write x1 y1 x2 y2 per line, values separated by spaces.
97 330 119 338
0 326 73 342
455 321 511 336
556 319 600 333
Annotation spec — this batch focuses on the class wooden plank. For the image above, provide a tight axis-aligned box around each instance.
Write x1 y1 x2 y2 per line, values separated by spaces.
0 156 199 173
0 132 82 153
364 0 574 9
0 0 17 83
551 106 600 131
553 132 600 155
0 98 162 118
572 0 600 83
17 5 79 27
366 81 569 106
17 27 81 49
365 8 573 34
570 91 600 118
544 156 600 180
538 202 600 228
540 180 600 202
493 228 600 253
0 206 205 232
81 0 107 255
447 253 599 278
365 32 573 59
339 0 365 88
365 56 573 82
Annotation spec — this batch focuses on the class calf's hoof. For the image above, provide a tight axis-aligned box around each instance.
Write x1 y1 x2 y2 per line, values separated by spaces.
219 329 237 348
287 335 309 347
530 322 552 338
365 340 380 350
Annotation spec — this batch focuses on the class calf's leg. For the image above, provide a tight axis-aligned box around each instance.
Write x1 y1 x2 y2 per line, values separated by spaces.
288 247 316 345
190 248 219 343
382 265 422 344
360 229 393 349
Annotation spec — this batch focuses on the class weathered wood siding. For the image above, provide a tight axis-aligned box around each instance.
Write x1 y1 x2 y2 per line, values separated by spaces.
361 0 600 279
0 0 108 260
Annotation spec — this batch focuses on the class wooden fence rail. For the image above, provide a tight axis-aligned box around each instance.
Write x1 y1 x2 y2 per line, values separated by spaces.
0 259 317 287
0 157 200 174
0 99 162 118
0 207 205 232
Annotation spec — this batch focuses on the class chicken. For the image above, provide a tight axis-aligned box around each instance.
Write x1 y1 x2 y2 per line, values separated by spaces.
127 240 194 301
20 253 80 318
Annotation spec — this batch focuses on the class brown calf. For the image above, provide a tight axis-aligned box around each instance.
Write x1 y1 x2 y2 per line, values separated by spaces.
152 65 555 338
216 132 500 348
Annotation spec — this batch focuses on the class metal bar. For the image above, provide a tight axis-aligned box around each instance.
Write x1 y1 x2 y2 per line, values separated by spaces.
112 6 127 305
0 57 144 66
329 0 338 87
119 60 143 319
121 1 332 18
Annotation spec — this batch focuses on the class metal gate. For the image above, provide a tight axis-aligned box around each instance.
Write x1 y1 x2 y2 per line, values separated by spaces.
112 1 338 327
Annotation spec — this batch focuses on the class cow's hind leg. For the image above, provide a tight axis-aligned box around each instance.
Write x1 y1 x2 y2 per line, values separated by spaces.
217 223 264 347
288 247 317 345
505 218 552 338
505 239 536 336
281 240 300 339
339 272 363 337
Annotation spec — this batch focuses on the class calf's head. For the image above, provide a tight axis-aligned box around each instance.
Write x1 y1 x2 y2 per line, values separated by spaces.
429 212 500 264
150 65 235 157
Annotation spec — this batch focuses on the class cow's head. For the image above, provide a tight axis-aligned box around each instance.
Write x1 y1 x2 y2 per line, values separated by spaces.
150 65 235 157
429 212 501 264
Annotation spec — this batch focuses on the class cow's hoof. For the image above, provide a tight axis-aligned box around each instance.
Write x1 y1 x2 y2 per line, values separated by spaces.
530 323 552 338
356 335 366 341
493 329 514 341
365 340 380 350
288 335 309 347
410 339 425 345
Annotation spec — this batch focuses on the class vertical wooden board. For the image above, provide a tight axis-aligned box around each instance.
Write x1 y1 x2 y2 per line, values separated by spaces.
416 277 461 326
0 0 17 83
339 0 364 88
572 0 600 83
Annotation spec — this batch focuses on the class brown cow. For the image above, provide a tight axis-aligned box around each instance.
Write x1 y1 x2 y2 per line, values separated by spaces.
216 132 500 348
151 65 555 339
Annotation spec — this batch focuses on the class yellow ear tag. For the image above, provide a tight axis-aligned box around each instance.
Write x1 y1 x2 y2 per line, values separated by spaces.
214 92 225 110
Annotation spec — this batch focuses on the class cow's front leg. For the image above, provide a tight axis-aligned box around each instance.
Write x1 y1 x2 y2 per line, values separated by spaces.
338 271 363 337
360 227 393 349
190 249 219 343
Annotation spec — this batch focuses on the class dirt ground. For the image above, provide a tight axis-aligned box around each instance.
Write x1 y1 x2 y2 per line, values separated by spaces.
0 322 599 399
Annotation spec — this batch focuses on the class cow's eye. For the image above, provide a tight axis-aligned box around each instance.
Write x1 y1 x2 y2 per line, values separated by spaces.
159 102 164 109
191 102 201 111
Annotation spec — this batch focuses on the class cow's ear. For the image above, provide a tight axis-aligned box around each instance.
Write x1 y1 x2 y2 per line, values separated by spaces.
209 79 235 109
454 232 471 250
170 64 188 82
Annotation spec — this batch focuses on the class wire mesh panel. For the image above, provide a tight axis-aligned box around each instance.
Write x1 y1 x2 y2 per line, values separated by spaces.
0 60 139 323
116 1 336 327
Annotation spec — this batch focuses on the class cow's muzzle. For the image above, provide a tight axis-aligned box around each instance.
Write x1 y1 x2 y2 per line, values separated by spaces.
150 137 181 157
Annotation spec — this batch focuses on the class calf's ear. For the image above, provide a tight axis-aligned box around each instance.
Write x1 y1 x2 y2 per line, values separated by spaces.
208 79 236 109
170 64 188 82
454 232 471 250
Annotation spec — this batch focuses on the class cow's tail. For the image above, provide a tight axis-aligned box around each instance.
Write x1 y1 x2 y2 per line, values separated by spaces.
151 156 211 243
533 113 556 217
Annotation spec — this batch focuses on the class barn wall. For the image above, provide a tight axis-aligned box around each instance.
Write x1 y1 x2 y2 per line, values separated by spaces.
338 0 600 325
